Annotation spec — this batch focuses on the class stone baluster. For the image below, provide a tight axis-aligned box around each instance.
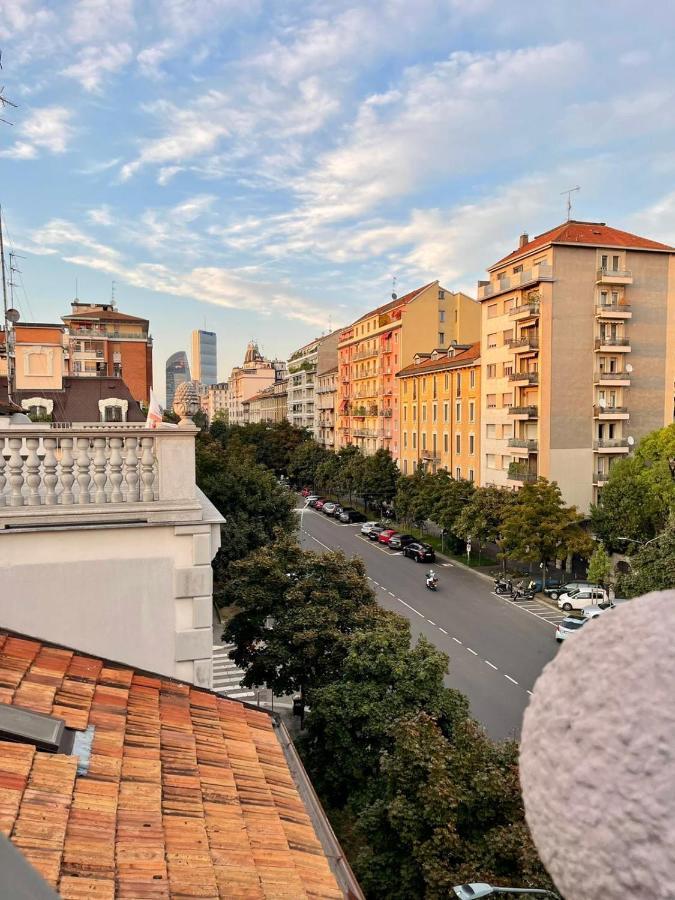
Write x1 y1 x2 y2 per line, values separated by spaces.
0 437 6 507
43 437 58 505
25 437 42 506
140 436 155 501
8 437 25 507
76 437 92 504
60 437 75 505
124 436 140 502
109 436 123 503
93 436 108 504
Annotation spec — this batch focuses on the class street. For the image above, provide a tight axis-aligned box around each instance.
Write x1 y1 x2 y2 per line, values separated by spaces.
298 506 559 740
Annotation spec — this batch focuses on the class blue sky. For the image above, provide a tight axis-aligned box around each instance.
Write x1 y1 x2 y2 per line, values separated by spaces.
2 1 675 401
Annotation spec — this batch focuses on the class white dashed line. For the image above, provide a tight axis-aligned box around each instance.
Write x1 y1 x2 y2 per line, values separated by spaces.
397 599 424 618
452 637 462 645
485 660 498 670
372 581 379 586
438 627 447 634
466 647 478 656
527 690 533 696
427 619 436 625
388 591 395 596
504 674 519 685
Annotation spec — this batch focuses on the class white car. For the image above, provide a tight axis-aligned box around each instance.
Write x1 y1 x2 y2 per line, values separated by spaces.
581 598 629 619
557 587 608 611
360 521 381 535
555 615 588 642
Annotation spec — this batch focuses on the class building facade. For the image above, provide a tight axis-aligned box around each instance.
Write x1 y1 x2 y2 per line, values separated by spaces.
165 350 191 411
477 220 675 511
62 302 153 406
316 366 338 448
337 281 480 457
206 381 228 423
398 343 481 478
191 329 218 385
225 342 280 426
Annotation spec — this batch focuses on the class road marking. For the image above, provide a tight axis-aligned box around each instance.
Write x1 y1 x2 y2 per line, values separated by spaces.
504 674 519 685
441 562 453 567
388 590 395 596
485 660 498 670
398 599 424 618
466 647 478 656
303 531 334 553
427 619 436 625
527 690 533 696
438 627 447 634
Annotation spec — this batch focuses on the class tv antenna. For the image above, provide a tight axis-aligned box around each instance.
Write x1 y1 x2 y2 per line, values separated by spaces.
391 274 398 300
0 49 18 126
561 186 580 221
8 250 24 308
111 280 116 305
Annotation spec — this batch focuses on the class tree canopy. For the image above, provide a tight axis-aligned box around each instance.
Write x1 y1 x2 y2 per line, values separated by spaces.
618 513 675 597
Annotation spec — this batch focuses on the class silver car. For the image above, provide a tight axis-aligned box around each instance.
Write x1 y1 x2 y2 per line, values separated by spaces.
555 615 588 642
360 521 381 535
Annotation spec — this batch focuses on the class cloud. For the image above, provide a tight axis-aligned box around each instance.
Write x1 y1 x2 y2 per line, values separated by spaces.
0 106 75 158
62 42 133 92
0 0 54 39
67 0 135 44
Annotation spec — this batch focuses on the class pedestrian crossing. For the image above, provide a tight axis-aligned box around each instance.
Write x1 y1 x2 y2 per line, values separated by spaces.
212 643 256 700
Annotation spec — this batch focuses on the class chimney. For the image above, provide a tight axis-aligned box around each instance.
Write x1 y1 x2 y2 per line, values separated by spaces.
519 232 529 248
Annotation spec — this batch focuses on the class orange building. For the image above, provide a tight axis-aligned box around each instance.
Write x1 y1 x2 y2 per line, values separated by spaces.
337 281 480 457
397 342 481 478
62 302 153 406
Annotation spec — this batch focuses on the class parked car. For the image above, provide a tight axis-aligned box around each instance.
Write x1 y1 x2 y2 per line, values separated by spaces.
581 598 629 619
339 508 366 523
322 502 337 516
544 581 595 601
555 615 589 642
368 524 387 541
306 495 320 507
361 521 382 535
403 542 436 563
377 529 399 545
301 487 312 498
388 533 416 551
314 499 326 511
557 587 609 612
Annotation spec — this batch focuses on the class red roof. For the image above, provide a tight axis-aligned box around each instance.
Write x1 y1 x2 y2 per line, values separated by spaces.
351 282 437 326
397 341 480 377
490 221 675 270
63 309 149 324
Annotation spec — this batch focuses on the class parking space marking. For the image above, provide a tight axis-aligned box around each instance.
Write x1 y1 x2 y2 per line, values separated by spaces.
490 591 561 629
485 660 498 670
438 627 447 634
452 637 462 645
504 674 519 685
466 647 478 656
427 619 436 625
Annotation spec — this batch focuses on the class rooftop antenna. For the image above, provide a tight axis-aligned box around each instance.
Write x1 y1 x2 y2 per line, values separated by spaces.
561 186 580 222
111 280 116 306
75 277 78 301
8 250 24 308
0 207 19 406
0 49 18 127
391 274 398 300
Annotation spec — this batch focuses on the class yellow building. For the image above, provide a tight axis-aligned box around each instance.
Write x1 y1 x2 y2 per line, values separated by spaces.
337 281 480 457
397 342 481 478
477 220 675 511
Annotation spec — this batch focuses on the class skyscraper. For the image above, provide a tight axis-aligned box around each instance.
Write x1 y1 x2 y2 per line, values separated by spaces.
192 330 218 385
165 350 191 411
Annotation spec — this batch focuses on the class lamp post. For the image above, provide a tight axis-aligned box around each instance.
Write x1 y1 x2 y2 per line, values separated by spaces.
453 884 560 899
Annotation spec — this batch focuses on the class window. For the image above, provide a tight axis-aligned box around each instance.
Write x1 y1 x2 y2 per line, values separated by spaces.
487 333 497 348
502 392 513 408
503 363 513 376
502 423 513 438
403 380 408 395
403 406 407 422
439 289 445 300
469 401 475 423
444 373 449 390
456 373 462 396
470 369 476 388
422 378 427 391
413 460 417 473
487 303 499 318
422 404 427 422
439 309 445 322
611 290 619 304
600 290 609 306
28 404 48 418
601 253 608 269
403 459 408 474
104 405 123 422
503 329 514 343
403 431 408 448
422 432 427 450
503 298 514 312
444 433 449 452
468 468 475 482
456 467 461 480
432 433 437 453
413 405 417 421
438 332 445 344
443 402 449 423
455 433 461 454
486 423 496 439
612 255 620 271
513 265 523 274
433 377 437 399
486 394 496 408
412 432 417 449
432 403 437 422
486 453 496 468
455 401 461 422
469 434 475 455
486 364 497 378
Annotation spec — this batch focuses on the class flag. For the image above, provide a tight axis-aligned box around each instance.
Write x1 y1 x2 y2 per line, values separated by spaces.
146 388 163 429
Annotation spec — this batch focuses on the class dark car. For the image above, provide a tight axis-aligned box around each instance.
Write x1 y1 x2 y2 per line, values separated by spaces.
403 542 436 563
339 508 366 523
388 533 416 551
368 524 387 541
543 580 594 601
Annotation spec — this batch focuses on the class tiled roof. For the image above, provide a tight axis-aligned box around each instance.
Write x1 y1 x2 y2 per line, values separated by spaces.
0 632 343 899
0 377 145 423
351 282 437 326
397 341 480 377
63 309 149 324
490 221 675 269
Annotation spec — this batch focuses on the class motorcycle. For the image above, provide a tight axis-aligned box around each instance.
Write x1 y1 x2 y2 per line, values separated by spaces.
513 581 536 601
494 577 513 595
425 571 439 591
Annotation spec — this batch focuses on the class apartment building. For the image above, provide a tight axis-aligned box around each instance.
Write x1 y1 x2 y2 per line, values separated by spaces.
286 331 339 436
62 302 153 406
206 380 228 423
397 343 480 477
225 341 278 425
477 220 675 511
316 366 338 448
337 282 480 457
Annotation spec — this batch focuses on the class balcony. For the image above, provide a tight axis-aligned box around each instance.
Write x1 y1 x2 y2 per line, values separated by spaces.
353 348 378 361
593 471 610 486
478 263 553 300
594 337 631 352
596 302 632 319
353 428 378 438
593 439 631 453
594 370 631 386
508 438 538 452
593 405 630 420
508 405 538 419
596 267 633 285
379 409 393 418
507 462 538 484
509 371 539 385
508 334 539 352
509 301 541 320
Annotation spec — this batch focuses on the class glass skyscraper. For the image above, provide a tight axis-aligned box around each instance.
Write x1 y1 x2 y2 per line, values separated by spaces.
191 330 217 386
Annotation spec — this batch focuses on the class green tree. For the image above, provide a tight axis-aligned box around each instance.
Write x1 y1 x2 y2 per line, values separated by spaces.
314 453 342 497
617 513 675 597
591 423 675 550
394 470 435 529
288 440 330 489
195 433 296 598
337 445 365 504
454 486 517 565
359 449 399 511
427 471 475 550
500 478 593 587
192 409 209 431
162 408 180 424
209 420 310 476
587 543 612 590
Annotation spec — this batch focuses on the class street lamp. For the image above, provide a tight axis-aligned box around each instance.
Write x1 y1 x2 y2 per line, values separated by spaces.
453 884 560 899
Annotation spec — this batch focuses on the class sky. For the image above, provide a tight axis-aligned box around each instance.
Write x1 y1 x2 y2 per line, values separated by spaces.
2 1 675 403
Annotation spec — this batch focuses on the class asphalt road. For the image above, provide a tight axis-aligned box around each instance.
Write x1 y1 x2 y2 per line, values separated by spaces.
298 506 558 741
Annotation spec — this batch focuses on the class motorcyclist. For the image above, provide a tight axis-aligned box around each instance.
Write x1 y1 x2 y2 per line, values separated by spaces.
426 569 438 587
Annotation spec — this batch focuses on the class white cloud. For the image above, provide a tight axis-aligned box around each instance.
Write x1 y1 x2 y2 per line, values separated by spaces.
67 0 135 44
157 166 183 185
62 42 133 92
0 0 54 39
0 106 75 158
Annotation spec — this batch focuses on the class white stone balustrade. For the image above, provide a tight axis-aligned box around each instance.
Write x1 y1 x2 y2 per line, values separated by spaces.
0 422 200 527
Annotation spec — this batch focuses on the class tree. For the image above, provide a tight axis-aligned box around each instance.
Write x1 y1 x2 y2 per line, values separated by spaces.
288 440 330 489
359 449 399 511
617 513 675 597
395 470 436 529
591 423 675 550
195 433 296 598
192 409 209 431
223 537 381 697
315 453 342 497
587 543 612 590
209 420 310 476
427 472 475 551
454 486 517 566
500 478 593 587
337 446 365 504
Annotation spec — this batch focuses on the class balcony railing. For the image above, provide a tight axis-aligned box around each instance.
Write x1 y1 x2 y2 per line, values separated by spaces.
595 337 630 348
509 301 540 318
478 264 553 299
595 302 632 318
594 371 631 383
593 471 610 485
508 438 538 451
593 406 629 418
0 422 202 526
508 334 539 351
508 405 538 418
509 371 539 384
353 428 378 438
593 439 630 450
596 268 632 284
353 349 378 361
507 462 538 483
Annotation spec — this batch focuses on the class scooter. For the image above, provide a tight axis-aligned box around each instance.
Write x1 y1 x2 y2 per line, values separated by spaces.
513 583 536 601
425 571 439 591
494 577 513 595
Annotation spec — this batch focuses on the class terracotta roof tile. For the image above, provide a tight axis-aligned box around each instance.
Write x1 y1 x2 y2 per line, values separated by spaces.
0 631 345 899
490 220 675 269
